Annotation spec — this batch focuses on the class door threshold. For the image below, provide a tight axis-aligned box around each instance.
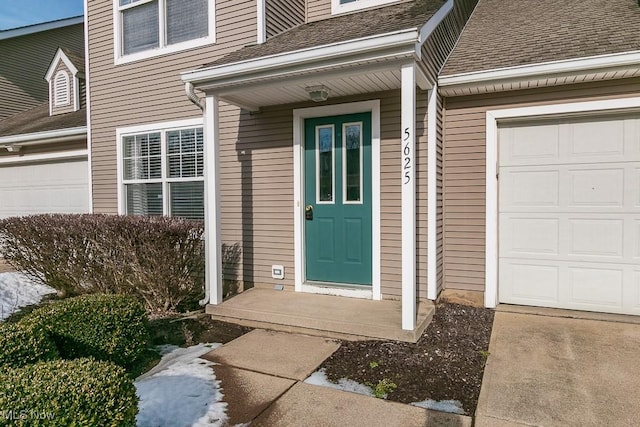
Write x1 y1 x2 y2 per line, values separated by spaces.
301 282 373 300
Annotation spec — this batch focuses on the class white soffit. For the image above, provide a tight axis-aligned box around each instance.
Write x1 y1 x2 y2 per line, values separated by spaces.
439 50 640 96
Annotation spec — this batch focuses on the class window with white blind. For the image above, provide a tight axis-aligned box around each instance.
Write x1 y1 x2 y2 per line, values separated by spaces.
115 0 214 63
54 71 70 106
121 125 204 221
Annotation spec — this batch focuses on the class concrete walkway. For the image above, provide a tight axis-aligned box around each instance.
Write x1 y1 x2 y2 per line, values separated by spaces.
202 329 472 426
476 311 640 427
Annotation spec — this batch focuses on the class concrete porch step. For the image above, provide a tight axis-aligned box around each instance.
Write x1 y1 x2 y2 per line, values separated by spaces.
206 287 434 343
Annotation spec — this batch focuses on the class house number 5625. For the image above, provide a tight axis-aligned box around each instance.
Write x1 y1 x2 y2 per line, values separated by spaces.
403 127 411 185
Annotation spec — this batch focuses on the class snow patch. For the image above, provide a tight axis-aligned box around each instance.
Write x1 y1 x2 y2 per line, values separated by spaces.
304 369 373 397
0 272 55 321
411 398 466 415
135 343 227 427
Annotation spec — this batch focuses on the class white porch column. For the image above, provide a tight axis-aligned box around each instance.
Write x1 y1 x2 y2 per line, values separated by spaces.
204 95 223 304
401 63 417 330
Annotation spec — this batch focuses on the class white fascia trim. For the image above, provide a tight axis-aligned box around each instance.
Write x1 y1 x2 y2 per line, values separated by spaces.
439 50 640 87
182 29 419 85
426 85 437 301
257 0 266 44
0 16 83 41
45 49 79 82
293 100 381 300
0 127 86 146
484 96 640 309
84 0 94 213
0 149 88 165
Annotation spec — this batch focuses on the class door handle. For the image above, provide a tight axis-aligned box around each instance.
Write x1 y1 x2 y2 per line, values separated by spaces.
305 205 313 220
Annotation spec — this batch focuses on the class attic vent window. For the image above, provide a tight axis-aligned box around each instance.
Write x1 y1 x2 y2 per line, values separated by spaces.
54 71 70 106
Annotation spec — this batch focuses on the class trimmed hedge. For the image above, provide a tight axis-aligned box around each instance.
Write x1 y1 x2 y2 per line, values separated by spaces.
0 214 205 314
0 322 59 368
0 358 138 427
23 294 149 367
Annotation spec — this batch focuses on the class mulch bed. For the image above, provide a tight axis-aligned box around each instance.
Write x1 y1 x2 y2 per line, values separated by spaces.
319 302 494 415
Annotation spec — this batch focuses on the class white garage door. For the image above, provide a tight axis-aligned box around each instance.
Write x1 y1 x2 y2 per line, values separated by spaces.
0 158 89 219
499 115 640 315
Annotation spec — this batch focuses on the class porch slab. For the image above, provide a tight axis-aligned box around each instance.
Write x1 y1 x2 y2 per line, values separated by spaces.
206 288 434 343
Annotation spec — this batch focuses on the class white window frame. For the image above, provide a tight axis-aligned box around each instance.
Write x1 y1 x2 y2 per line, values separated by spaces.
331 0 399 15
116 118 205 217
54 70 70 106
113 0 216 65
315 124 335 205
342 121 364 205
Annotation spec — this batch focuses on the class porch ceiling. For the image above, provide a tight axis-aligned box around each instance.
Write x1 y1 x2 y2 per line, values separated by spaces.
219 66 405 111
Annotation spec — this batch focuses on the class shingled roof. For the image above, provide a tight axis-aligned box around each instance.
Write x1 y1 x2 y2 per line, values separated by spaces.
201 0 446 68
441 0 640 76
0 103 86 138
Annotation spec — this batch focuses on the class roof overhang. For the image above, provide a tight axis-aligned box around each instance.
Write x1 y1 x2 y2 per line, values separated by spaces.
0 126 86 152
439 50 640 97
182 29 428 110
0 16 84 41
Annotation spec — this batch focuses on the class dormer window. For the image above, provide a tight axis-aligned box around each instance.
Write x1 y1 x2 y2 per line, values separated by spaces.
54 71 70 106
115 0 215 64
331 0 400 15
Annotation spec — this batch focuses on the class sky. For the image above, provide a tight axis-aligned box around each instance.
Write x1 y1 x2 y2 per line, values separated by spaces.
0 0 83 31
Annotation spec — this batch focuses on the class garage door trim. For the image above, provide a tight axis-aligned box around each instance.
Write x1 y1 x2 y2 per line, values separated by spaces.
485 96 640 309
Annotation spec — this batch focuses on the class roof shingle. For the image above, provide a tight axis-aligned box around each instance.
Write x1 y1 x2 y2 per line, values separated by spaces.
201 0 446 68
442 0 640 76
0 103 86 138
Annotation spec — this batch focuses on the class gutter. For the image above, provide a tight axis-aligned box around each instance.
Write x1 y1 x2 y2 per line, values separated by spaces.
439 50 640 87
0 126 86 146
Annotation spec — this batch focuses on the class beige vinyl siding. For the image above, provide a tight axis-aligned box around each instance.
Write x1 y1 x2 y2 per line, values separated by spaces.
79 79 86 109
443 77 640 293
266 0 305 39
307 0 331 22
0 23 84 120
88 0 257 213
50 62 76 116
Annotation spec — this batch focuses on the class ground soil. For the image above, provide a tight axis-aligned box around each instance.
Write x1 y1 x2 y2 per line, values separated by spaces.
319 302 494 415
149 313 253 347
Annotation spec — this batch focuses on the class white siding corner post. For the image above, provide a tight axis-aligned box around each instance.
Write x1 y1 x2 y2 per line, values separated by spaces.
257 0 266 44
204 95 223 305
426 85 437 301
401 63 417 330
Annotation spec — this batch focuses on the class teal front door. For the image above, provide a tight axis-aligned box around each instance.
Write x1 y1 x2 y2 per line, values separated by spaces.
304 113 372 285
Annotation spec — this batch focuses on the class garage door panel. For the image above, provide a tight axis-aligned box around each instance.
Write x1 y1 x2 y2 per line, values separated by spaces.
568 168 625 207
499 116 640 315
0 159 89 219
569 219 624 258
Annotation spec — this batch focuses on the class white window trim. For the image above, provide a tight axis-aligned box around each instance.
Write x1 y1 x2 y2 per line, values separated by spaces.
342 121 363 205
113 0 216 65
484 96 640 310
331 0 400 15
293 100 381 301
54 71 70 107
315 124 335 205
116 117 204 216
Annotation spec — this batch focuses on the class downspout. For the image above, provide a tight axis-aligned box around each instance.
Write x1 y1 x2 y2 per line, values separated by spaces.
185 82 205 111
185 82 208 306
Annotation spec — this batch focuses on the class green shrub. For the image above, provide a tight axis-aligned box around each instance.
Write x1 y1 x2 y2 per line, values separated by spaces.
0 214 205 314
23 294 149 367
0 322 58 368
0 358 138 427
